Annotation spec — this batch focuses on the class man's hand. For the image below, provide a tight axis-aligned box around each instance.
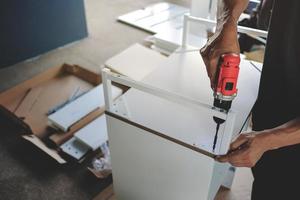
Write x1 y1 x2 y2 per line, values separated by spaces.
216 132 270 167
200 20 240 88
216 118 300 168
200 0 249 88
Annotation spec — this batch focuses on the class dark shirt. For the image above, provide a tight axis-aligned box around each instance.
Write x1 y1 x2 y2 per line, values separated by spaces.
252 0 300 130
251 1 300 199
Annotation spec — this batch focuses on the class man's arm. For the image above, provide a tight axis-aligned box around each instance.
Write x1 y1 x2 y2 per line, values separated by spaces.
200 0 249 88
217 118 300 167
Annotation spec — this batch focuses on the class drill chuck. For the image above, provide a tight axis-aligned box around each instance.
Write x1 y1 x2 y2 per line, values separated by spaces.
213 98 232 112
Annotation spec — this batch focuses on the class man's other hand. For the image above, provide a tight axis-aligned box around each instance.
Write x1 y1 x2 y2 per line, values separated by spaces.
216 132 270 167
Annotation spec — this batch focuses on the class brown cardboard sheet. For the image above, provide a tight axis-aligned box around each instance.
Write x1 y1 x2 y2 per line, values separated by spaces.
0 64 103 163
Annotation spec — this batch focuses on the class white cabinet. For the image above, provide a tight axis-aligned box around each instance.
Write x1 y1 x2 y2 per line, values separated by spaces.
103 50 260 200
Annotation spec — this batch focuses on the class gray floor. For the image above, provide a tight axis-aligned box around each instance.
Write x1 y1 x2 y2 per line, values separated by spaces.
0 0 254 199
0 0 190 92
0 0 190 200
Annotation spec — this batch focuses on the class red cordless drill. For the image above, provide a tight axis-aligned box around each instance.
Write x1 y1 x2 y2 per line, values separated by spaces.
212 53 240 151
213 53 240 111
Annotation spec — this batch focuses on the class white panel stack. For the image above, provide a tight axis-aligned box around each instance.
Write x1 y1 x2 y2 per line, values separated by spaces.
152 28 207 54
48 84 122 132
74 115 108 151
118 2 189 34
105 44 167 81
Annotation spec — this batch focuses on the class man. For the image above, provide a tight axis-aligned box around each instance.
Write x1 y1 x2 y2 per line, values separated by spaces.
200 0 300 199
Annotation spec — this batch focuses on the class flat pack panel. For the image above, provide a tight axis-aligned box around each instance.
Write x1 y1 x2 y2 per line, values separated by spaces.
115 89 226 154
118 2 189 34
153 28 208 52
118 2 173 22
105 44 167 81
151 15 184 33
107 115 217 200
74 115 108 150
113 51 260 155
134 6 188 28
48 84 122 132
60 137 90 160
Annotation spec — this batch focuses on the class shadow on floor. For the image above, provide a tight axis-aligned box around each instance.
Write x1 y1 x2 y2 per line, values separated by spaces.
0 122 111 200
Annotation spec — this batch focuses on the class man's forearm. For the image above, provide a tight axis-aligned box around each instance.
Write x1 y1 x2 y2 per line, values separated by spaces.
217 0 249 29
261 118 300 150
200 0 249 85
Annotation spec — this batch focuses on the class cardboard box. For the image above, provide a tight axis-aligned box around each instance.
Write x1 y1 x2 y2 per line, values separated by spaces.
0 64 106 164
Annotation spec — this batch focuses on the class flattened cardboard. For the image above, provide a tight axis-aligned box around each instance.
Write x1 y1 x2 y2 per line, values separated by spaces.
0 64 104 163
0 105 32 135
23 135 67 164
15 86 43 117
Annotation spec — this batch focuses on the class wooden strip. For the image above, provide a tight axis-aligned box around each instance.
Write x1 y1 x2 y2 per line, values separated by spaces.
63 64 101 85
105 111 216 158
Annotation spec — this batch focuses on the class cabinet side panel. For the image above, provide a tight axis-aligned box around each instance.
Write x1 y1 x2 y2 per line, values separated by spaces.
107 115 216 200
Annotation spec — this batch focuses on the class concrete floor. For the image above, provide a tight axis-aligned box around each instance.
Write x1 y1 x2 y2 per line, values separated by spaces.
0 0 253 199
0 0 190 92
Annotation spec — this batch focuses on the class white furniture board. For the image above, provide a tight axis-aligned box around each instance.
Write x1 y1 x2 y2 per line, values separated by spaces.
113 51 261 155
105 44 167 81
48 84 122 132
60 137 90 160
150 15 184 33
153 27 207 53
249 60 263 72
118 2 189 34
134 6 187 28
74 115 108 150
191 0 217 20
107 115 226 200
118 2 173 22
115 89 226 154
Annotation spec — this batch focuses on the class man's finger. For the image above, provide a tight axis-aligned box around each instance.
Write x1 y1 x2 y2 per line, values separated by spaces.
216 146 247 163
230 135 249 150
228 150 248 163
229 153 253 167
215 154 230 162
229 161 249 167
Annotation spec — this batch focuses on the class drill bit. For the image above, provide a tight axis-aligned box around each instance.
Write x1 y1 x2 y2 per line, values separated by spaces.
212 117 225 151
213 122 220 151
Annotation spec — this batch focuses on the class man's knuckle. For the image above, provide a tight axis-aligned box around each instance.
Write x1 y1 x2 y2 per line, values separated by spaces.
240 134 246 139
243 153 251 161
248 161 255 167
246 163 253 168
